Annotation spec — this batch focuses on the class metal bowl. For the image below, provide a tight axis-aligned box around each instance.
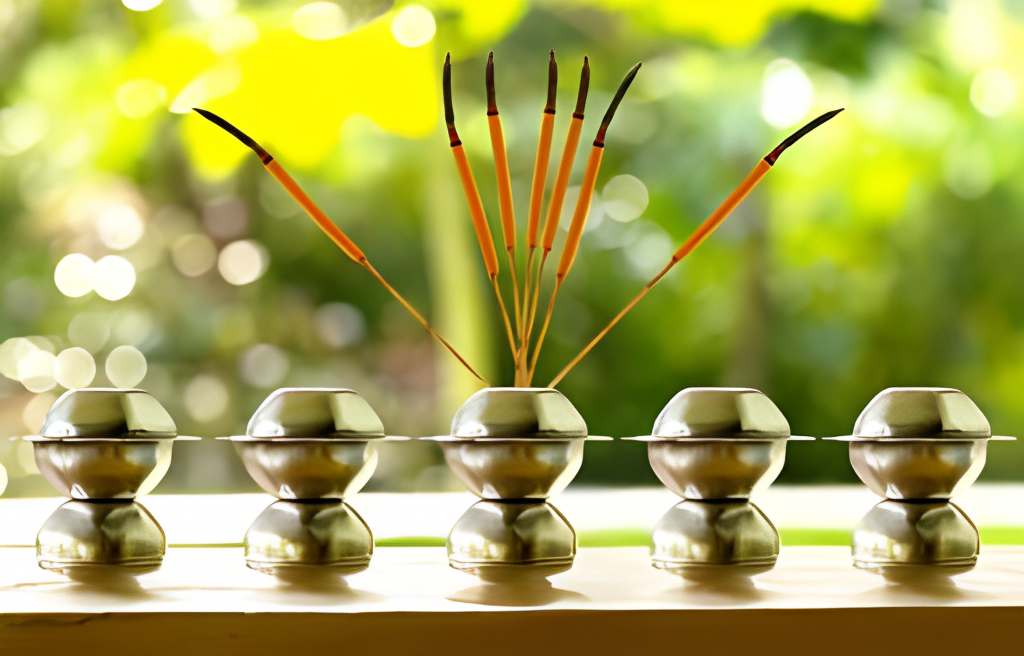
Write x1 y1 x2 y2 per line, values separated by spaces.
234 441 378 499
244 500 373 575
36 500 165 573
26 389 185 500
829 388 1011 500
651 500 779 579
852 500 979 575
227 388 389 500
448 500 576 580
627 388 805 500
428 388 594 500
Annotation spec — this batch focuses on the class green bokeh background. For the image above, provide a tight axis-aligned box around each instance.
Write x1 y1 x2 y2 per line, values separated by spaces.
1 0 1022 496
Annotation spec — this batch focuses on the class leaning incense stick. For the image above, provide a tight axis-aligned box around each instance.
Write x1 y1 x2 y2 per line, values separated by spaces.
522 57 590 370
485 52 523 348
547 108 845 387
529 62 642 379
443 53 518 361
192 108 487 384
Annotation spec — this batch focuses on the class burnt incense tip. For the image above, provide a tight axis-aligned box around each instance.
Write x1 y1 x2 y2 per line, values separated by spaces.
546 50 558 111
193 107 272 163
443 53 455 128
764 107 844 165
595 61 642 145
575 56 591 115
486 51 497 114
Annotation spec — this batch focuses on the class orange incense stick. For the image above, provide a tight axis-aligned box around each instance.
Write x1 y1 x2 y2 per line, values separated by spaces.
485 52 523 344
192 108 487 384
529 62 642 379
519 50 558 381
522 57 590 370
443 54 518 360
547 108 845 387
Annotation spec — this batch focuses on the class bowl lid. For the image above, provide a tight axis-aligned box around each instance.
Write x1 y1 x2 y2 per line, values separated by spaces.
38 388 177 439
246 388 385 439
648 388 791 439
449 388 587 439
847 387 991 440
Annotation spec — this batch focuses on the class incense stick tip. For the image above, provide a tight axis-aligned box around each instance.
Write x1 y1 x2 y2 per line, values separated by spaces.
595 61 642 144
443 53 455 129
486 51 497 113
764 106 845 164
192 107 271 162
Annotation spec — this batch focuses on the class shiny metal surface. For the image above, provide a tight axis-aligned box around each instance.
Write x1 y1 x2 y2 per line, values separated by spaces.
244 500 373 574
34 440 173 499
439 439 583 500
650 387 790 439
850 440 987 500
234 440 378 499
37 388 177 439
246 387 385 439
647 440 787 500
848 387 991 440
651 500 779 579
449 387 587 439
852 500 979 574
36 500 165 573
448 500 576 580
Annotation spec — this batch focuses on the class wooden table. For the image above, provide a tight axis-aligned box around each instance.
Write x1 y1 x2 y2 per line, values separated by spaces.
1 544 1022 655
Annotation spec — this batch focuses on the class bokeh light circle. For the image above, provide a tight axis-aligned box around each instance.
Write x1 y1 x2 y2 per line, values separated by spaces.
93 255 136 301
18 350 57 393
54 253 95 298
391 5 436 48
55 347 97 389
106 345 147 388
603 175 650 223
218 240 268 286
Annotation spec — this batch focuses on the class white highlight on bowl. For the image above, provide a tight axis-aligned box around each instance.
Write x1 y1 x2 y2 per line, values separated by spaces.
292 2 348 40
106 345 147 388
218 239 268 286
93 255 136 301
602 174 649 223
391 5 435 48
761 58 815 129
54 253 95 298
55 347 96 389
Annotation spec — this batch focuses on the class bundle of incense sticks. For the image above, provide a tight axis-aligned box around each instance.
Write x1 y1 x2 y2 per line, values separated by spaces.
193 51 841 389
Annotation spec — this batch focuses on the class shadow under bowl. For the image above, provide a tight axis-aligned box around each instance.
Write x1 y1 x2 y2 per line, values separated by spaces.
33 440 173 499
234 440 378 499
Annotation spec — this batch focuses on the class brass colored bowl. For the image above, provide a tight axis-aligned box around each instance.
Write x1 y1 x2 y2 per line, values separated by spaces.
227 388 391 500
244 500 373 574
627 388 807 500
26 389 188 500
651 500 779 579
448 500 576 580
827 388 1013 500
427 388 597 501
852 500 979 575
234 441 378 500
36 500 165 573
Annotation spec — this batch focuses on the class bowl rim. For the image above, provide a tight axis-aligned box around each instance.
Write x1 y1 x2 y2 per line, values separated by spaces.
218 435 407 442
22 435 200 442
823 435 1015 442
621 435 814 442
421 435 611 442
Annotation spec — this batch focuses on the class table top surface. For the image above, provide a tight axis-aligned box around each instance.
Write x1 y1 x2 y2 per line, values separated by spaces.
1 545 1022 614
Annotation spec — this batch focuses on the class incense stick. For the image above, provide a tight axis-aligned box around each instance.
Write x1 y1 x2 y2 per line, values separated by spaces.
443 53 519 361
520 50 558 382
521 56 590 375
547 108 845 387
192 107 487 384
529 62 642 380
485 52 524 351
